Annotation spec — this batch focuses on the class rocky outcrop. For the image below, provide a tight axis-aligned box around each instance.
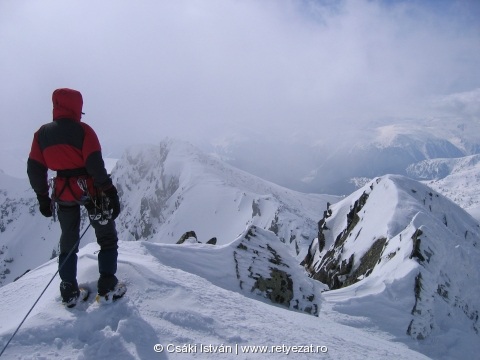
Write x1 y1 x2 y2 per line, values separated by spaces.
176 231 198 244
176 231 217 245
302 175 480 341
114 143 180 241
303 190 373 289
234 226 319 315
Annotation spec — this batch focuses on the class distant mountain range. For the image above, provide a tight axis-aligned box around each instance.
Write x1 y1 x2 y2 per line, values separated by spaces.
210 118 480 195
407 154 480 220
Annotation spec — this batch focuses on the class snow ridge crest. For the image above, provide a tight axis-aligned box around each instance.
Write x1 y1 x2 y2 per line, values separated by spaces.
303 175 480 340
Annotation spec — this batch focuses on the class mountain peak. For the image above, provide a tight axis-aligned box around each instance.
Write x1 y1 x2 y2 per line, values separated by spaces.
113 139 337 257
303 174 480 343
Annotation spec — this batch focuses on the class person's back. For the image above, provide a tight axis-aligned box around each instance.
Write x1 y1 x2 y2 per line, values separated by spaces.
35 119 89 170
27 88 124 307
28 88 112 204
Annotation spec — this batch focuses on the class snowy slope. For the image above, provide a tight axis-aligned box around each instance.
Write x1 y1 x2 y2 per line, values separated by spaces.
0 158 117 287
0 171 65 286
303 175 480 359
0 232 431 360
2 140 480 359
0 139 338 287
407 154 480 221
113 139 338 256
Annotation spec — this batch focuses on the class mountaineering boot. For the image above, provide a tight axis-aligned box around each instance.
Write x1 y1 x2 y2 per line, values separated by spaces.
96 274 126 303
97 274 118 295
96 283 127 304
60 281 89 308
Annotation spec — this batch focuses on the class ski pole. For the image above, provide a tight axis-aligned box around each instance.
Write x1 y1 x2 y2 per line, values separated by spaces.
0 223 92 358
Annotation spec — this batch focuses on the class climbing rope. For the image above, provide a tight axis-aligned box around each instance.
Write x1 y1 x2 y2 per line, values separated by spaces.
0 223 91 357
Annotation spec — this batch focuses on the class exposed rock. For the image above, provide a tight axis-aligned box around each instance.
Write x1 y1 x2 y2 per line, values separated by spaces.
410 229 425 262
252 200 261 217
234 226 319 315
302 175 480 342
303 191 371 289
206 237 217 245
342 238 386 288
177 231 198 244
252 268 293 307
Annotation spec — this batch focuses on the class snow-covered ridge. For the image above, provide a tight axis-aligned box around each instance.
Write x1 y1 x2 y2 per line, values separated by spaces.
1 140 480 358
407 154 480 220
148 225 322 315
0 138 337 286
372 124 462 157
407 154 480 180
303 175 480 351
113 138 338 258
0 238 431 360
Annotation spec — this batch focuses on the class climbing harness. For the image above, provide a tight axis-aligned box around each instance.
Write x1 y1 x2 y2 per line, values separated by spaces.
48 177 58 222
49 174 112 226
77 179 112 225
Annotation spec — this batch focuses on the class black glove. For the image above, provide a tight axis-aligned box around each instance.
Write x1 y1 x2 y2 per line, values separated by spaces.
37 194 53 218
104 186 120 220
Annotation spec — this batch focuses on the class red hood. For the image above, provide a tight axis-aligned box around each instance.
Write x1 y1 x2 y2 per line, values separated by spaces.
52 88 83 122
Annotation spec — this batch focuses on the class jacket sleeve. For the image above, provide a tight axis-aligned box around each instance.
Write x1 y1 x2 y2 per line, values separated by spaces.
27 131 49 196
81 123 113 190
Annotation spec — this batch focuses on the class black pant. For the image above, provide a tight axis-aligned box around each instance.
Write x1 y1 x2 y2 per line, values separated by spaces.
57 203 118 285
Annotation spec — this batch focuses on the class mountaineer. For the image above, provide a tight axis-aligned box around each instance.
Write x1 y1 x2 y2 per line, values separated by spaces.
27 88 125 307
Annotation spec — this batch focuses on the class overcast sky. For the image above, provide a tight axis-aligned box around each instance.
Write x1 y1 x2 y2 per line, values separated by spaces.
1 0 479 175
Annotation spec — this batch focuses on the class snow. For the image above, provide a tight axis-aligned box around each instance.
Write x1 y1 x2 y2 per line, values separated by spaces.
103 158 118 175
407 154 480 222
1 139 480 359
112 139 338 258
0 238 431 360
304 175 480 359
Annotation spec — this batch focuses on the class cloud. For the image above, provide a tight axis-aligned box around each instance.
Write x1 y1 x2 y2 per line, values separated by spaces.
1 0 479 165
431 88 480 120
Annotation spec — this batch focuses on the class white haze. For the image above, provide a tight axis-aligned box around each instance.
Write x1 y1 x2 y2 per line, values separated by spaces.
0 0 479 178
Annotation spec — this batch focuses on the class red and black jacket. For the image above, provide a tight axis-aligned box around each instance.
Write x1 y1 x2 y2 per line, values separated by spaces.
27 88 112 203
